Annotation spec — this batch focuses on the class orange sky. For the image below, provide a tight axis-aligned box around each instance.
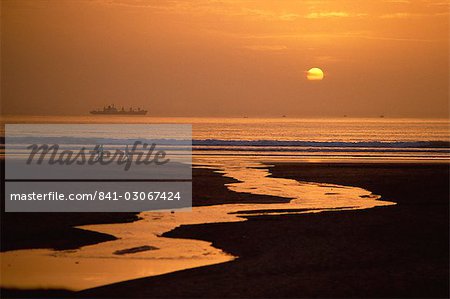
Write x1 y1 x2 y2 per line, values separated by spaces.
1 0 449 117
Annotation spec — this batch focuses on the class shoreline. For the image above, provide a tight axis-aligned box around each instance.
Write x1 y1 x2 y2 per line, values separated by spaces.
2 160 388 291
77 161 448 298
2 162 449 298
0 167 287 253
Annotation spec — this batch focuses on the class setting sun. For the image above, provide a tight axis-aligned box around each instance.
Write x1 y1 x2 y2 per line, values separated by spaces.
306 68 324 81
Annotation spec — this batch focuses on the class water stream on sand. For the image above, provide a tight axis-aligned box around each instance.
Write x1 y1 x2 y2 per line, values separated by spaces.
0 158 395 291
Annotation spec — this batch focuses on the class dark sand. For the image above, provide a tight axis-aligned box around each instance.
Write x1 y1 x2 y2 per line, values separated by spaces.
1 167 286 297
2 163 449 298
75 162 449 298
0 167 287 252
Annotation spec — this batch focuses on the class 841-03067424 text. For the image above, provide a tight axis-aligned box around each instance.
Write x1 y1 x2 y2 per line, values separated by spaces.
9 191 182 201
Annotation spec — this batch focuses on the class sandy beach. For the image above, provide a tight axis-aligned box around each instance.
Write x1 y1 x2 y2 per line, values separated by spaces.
82 162 449 298
0 167 286 252
3 162 448 298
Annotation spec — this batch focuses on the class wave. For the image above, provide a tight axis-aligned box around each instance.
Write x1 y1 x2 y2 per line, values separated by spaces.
192 140 450 149
3 137 450 149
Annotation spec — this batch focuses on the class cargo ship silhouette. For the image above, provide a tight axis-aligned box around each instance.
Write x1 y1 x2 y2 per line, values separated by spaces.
90 105 147 115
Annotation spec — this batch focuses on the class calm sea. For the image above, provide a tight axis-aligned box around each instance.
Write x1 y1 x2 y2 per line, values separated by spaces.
1 116 449 162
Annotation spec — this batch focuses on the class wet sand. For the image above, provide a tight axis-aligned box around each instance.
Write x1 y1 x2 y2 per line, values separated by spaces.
2 160 390 291
2 162 449 298
1 167 289 296
74 162 449 298
0 168 285 252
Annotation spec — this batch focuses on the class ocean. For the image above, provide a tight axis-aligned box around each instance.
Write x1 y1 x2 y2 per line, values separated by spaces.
2 116 449 162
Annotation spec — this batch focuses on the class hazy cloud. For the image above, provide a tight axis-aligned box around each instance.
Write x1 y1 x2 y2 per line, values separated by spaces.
382 0 411 4
380 11 449 18
305 11 367 19
242 45 288 51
